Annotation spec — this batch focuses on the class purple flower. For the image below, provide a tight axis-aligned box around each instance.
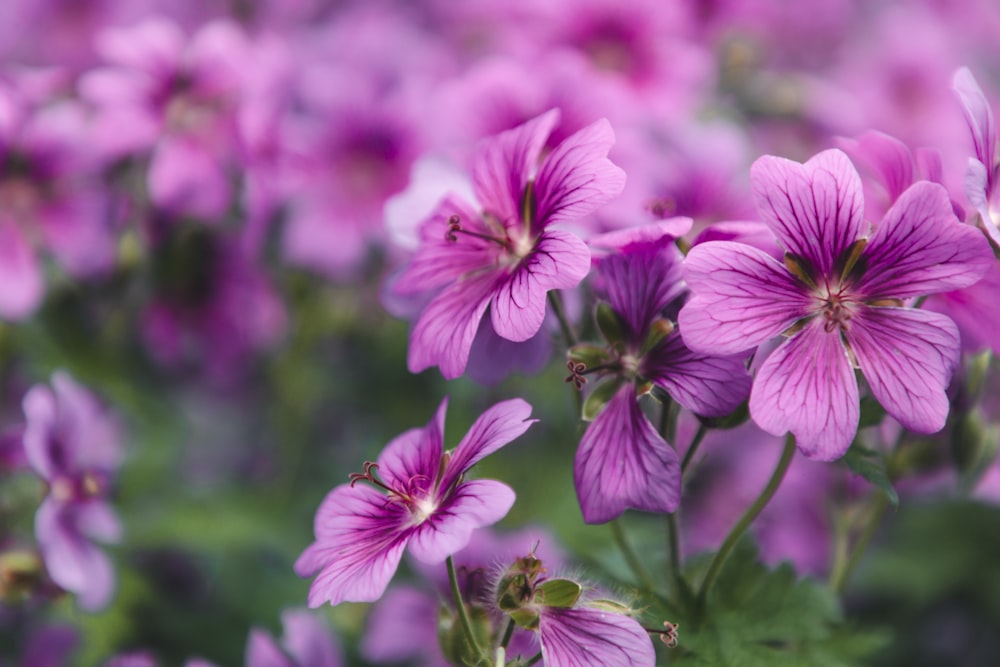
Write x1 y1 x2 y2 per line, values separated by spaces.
393 109 625 379
295 398 535 607
573 221 751 523
22 372 124 610
953 66 1000 245
679 149 994 459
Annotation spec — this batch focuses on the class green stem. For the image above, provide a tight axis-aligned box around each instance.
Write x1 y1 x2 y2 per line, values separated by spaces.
447 555 485 663
829 493 888 594
525 652 543 666
697 434 796 604
498 618 515 650
548 291 577 347
680 423 708 477
666 512 683 589
611 519 655 591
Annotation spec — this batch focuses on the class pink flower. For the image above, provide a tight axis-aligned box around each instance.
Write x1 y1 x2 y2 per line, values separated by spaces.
393 109 625 379
679 149 993 459
295 398 535 607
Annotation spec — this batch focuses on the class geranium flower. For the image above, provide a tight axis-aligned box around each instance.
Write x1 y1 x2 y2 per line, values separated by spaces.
679 149 993 460
953 67 1000 245
22 372 124 610
572 220 750 523
393 109 625 379
295 398 535 607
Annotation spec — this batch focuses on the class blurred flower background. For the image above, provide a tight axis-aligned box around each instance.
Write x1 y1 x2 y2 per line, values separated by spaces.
2 0 1000 665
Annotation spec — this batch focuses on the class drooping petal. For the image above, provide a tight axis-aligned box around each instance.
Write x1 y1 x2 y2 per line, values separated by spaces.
848 308 959 435
643 334 751 418
407 479 516 564
594 236 685 345
294 485 410 607
749 322 859 461
679 241 810 355
472 109 558 226
953 67 995 184
751 149 865 276
361 586 443 664
856 181 994 298
279 609 342 667
574 386 680 524
440 398 535 491
539 607 655 667
407 271 498 379
533 118 626 233
245 629 296 667
35 500 116 611
491 229 590 342
377 398 446 494
394 196 496 294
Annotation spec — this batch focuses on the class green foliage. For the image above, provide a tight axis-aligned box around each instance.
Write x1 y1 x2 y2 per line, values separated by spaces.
650 540 888 666
843 443 899 509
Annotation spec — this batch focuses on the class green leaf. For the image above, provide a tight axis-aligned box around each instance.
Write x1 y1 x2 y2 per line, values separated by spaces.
842 442 899 508
583 378 624 422
650 540 888 667
536 579 583 608
698 399 750 430
567 343 612 370
857 395 887 428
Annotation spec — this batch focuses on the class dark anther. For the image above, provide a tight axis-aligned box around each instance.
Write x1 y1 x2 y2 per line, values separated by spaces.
564 360 587 390
648 621 679 648
445 214 461 242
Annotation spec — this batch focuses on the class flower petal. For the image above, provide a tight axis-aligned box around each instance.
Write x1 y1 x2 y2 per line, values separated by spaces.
678 241 809 355
491 230 590 342
407 271 498 379
533 117 626 232
749 322 859 461
472 109 558 225
279 609 342 667
246 629 296 667
574 386 680 524
856 181 994 298
377 399 446 495
441 398 535 490
643 334 751 418
35 500 116 611
407 479 516 564
539 607 655 667
953 67 995 184
0 220 44 321
294 485 410 607
361 586 442 664
925 261 1000 355
848 307 959 435
751 149 865 276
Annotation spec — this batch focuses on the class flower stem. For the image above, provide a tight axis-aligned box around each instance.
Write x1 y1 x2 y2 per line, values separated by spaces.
447 555 485 663
525 652 543 666
665 512 683 589
828 492 888 594
611 519 655 591
548 290 577 347
498 618 515 649
680 423 708 478
697 434 796 605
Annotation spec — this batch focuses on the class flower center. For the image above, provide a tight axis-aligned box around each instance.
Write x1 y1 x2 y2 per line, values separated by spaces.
818 288 856 333
349 461 436 523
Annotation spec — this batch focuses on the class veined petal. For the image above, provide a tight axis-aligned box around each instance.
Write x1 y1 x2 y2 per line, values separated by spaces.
925 261 1000 355
953 67 995 185
491 230 590 342
596 240 685 345
377 399 446 494
857 182 994 298
838 130 915 204
574 386 680 524
408 271 498 379
678 241 810 355
440 398 535 491
533 118 626 232
294 485 410 607
395 196 496 295
751 149 865 276
643 334 751 418
749 322 859 461
407 479 515 564
848 308 959 435
472 110 558 226
539 607 655 667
